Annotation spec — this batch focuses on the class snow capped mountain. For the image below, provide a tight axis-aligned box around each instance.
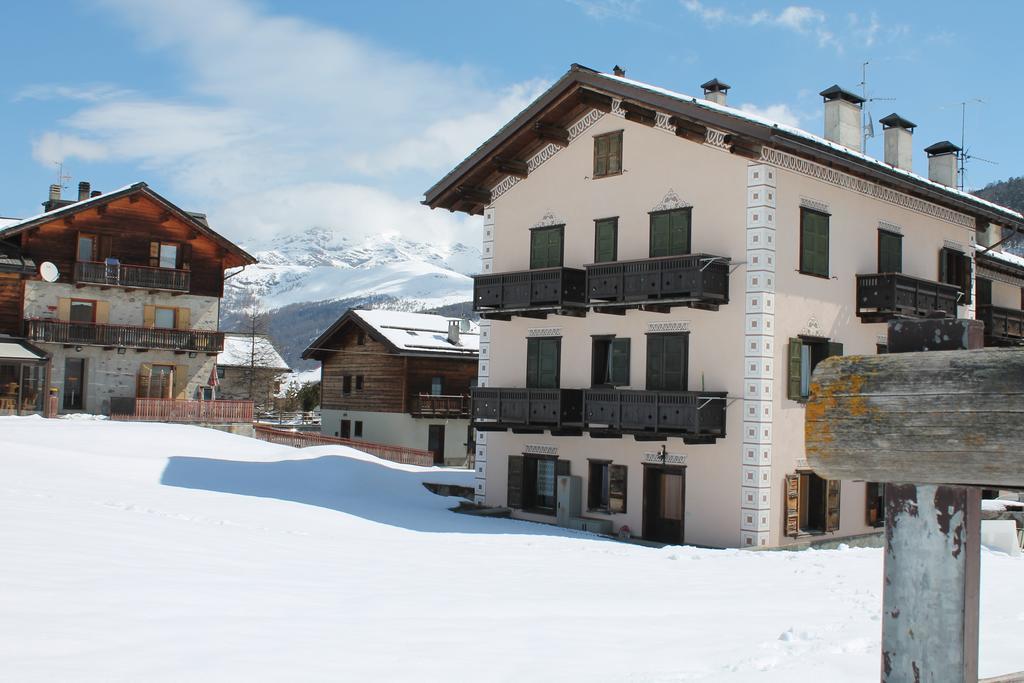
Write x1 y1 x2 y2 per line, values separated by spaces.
224 227 479 313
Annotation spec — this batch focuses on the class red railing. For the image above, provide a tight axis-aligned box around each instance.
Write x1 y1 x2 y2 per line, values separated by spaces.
111 398 254 423
409 394 471 418
24 318 223 353
253 425 435 467
75 260 190 292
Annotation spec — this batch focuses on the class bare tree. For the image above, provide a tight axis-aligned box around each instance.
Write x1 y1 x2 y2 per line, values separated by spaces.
227 289 287 411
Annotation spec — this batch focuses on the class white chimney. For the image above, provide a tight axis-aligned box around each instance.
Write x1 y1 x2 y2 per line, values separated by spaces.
447 319 461 345
820 85 865 152
976 222 1002 250
701 78 730 106
924 141 961 188
879 113 915 171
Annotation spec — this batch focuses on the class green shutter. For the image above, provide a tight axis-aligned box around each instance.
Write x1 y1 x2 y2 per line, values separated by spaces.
671 209 691 255
610 338 630 386
879 231 902 273
595 219 617 262
530 231 545 269
646 335 664 389
556 459 570 477
526 338 539 387
650 213 669 257
801 210 829 276
787 338 803 401
531 227 563 269
939 248 950 284
608 133 622 174
826 341 844 359
537 339 560 388
646 334 686 390
962 253 973 304
507 455 524 509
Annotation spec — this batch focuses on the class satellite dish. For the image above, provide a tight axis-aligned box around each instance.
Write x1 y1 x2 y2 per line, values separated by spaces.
39 262 60 283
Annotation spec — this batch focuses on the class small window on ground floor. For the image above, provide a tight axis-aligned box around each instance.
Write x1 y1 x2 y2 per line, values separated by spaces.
785 472 840 536
342 375 352 395
354 420 363 438
340 419 351 439
588 460 627 513
508 455 569 514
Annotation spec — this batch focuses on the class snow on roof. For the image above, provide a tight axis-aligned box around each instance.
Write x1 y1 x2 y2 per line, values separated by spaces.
217 333 291 370
353 309 479 356
0 217 20 230
600 71 1024 224
978 247 1024 271
0 184 140 237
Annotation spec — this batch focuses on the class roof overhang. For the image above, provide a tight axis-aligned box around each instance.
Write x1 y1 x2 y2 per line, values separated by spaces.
0 337 49 363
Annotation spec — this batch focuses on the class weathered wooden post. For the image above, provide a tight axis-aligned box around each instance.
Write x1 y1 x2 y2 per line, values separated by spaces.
806 317 1024 683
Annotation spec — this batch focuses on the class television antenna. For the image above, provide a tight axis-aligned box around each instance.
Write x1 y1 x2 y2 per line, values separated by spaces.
858 61 895 151
53 161 71 190
953 98 996 190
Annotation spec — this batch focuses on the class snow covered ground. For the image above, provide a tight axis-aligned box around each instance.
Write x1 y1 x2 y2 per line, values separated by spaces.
1 416 1022 681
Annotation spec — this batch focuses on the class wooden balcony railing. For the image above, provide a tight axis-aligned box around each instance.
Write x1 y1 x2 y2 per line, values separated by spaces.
110 398 253 423
584 389 728 442
252 425 435 467
409 394 471 418
856 273 959 322
24 318 223 353
472 267 586 318
471 387 583 432
75 261 190 292
976 304 1024 344
586 253 730 311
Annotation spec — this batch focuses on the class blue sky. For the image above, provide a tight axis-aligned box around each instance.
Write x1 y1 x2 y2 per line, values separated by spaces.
2 0 1021 246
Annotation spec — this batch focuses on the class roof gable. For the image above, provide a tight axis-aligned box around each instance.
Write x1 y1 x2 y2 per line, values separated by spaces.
302 309 479 361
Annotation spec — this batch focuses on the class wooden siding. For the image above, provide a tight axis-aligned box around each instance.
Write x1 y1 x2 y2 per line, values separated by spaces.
17 194 227 298
0 273 23 336
406 356 477 399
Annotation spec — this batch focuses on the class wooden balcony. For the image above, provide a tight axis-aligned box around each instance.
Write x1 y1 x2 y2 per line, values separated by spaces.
472 267 586 319
855 273 959 322
583 389 728 443
75 260 190 293
976 304 1024 345
110 398 253 423
586 253 730 313
24 318 223 354
471 387 583 434
409 394 471 418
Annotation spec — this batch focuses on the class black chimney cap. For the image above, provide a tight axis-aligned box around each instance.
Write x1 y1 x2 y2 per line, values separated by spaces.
700 78 731 94
924 140 961 156
612 65 626 77
819 84 866 105
879 113 917 131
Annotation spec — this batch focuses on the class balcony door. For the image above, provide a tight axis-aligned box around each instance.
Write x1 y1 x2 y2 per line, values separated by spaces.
643 464 685 544
526 337 561 389
646 333 688 391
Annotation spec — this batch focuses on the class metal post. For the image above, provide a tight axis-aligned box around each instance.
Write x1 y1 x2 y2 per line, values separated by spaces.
882 483 981 682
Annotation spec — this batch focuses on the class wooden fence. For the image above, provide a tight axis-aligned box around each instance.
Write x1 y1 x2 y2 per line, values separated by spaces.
253 425 435 467
111 398 254 423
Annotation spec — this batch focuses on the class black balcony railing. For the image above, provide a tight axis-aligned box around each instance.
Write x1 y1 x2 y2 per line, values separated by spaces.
856 273 959 322
584 389 727 442
471 387 583 432
24 318 223 353
472 267 586 318
586 253 729 310
976 304 1024 345
74 261 190 293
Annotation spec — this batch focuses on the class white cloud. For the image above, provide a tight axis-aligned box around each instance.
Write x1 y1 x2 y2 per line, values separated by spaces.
14 83 135 103
23 0 541 245
737 103 803 129
567 0 643 20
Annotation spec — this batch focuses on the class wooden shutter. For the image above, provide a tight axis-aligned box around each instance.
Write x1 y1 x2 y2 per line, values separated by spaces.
98 235 113 260
595 219 617 262
57 298 71 322
962 253 973 304
537 339 560 389
670 209 691 255
178 243 191 270
610 338 630 386
173 365 189 399
526 338 539 388
143 305 155 328
149 241 160 268
507 455 524 509
94 301 110 325
556 459 570 477
801 210 829 276
663 334 686 390
594 135 608 176
609 464 627 513
878 231 902 273
787 338 803 401
938 247 950 284
137 363 153 398
825 479 841 532
646 334 664 390
785 474 800 537
176 307 191 330
650 213 670 257
608 131 621 173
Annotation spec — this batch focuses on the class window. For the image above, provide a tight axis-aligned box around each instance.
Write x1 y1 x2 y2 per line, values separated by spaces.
356 375 364 391
154 307 176 329
63 358 85 410
588 460 627 513
799 207 830 277
785 472 840 536
69 299 96 323
594 218 618 263
342 375 352 395
592 336 630 386
137 364 174 399
216 366 226 379
976 277 992 307
431 376 443 396
593 130 622 178
646 333 687 391
340 420 351 439
939 247 972 305
77 234 96 262
354 421 363 438
866 482 885 528
878 230 902 273
787 337 843 401
530 225 563 269
356 331 366 345
526 337 560 389
649 208 691 258
159 243 179 269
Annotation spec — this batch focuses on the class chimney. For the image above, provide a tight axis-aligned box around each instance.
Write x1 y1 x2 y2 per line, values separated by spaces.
447 319 461 345
43 184 63 212
820 85 865 152
924 141 961 188
612 65 626 77
700 78 730 106
90 190 102 198
878 113 916 171
78 181 91 201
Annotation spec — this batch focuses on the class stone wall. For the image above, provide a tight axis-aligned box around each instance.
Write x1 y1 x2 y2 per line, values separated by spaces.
24 281 219 330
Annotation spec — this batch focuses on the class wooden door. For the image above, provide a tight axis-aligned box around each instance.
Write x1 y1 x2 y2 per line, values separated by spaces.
428 424 445 465
643 465 685 544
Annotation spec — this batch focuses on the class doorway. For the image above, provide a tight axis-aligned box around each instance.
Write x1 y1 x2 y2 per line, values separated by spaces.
428 424 445 465
63 358 85 410
643 465 685 544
